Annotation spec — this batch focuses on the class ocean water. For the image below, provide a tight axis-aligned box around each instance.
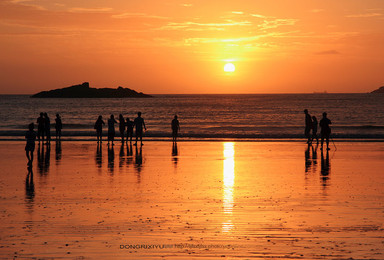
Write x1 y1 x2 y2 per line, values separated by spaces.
0 94 383 139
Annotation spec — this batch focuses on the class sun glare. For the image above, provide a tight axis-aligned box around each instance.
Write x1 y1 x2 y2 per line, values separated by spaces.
224 63 235 72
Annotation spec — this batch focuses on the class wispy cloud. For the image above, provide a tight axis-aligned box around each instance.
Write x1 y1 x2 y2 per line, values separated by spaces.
111 12 169 19
157 20 252 31
68 7 114 13
8 0 46 10
258 18 299 30
315 50 341 55
346 12 383 18
311 9 324 13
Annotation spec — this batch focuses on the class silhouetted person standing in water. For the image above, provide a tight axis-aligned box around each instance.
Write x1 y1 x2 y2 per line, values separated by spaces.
171 115 180 142
134 112 146 146
311 116 319 144
37 113 45 143
55 114 62 140
119 114 125 142
126 117 134 143
44 113 51 145
94 115 105 142
108 114 118 145
320 112 332 150
304 109 312 144
25 123 36 166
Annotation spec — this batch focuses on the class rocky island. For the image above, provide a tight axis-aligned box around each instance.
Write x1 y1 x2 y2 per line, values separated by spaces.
370 86 384 93
31 82 152 98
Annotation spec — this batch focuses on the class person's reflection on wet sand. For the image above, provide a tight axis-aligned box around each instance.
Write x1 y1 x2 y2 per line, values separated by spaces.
55 140 62 164
108 144 115 174
37 143 50 175
305 144 311 173
320 149 331 188
45 144 50 172
172 142 179 167
25 166 35 217
95 142 102 169
135 145 143 183
119 143 125 168
126 142 133 167
37 143 44 174
25 166 35 201
311 143 318 173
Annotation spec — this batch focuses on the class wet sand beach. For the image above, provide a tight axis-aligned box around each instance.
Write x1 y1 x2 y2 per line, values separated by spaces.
0 141 383 259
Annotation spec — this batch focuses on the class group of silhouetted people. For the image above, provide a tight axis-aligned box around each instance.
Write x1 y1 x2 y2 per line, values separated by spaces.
25 113 62 165
35 112 63 144
304 109 332 150
94 112 146 146
94 112 180 146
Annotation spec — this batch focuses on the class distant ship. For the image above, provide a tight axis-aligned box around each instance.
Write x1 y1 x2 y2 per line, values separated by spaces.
313 91 328 94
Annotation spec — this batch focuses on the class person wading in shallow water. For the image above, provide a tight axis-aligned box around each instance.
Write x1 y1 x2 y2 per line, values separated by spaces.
304 109 312 144
44 113 51 145
134 112 146 146
25 123 37 166
311 115 319 144
126 117 134 143
108 114 118 145
119 114 125 143
36 112 45 143
55 113 62 140
320 112 332 150
94 115 105 143
171 115 180 142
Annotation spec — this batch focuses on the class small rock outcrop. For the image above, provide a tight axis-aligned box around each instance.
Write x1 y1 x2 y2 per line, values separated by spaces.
31 82 152 98
371 86 384 93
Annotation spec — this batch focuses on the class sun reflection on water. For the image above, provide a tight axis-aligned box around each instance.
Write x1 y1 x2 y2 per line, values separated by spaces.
222 142 235 232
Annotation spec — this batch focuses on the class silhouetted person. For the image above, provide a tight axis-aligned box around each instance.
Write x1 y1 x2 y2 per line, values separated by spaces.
55 113 62 140
36 112 45 143
108 114 118 145
304 109 312 144
320 112 332 150
126 117 134 143
44 113 51 145
311 116 319 144
134 112 146 146
119 114 125 142
171 115 180 142
25 123 36 166
94 115 105 142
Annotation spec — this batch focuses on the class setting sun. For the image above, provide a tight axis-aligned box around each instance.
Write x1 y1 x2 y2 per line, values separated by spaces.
224 63 235 73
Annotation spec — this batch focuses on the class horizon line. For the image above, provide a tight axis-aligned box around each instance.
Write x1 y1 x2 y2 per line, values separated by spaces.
0 92 373 95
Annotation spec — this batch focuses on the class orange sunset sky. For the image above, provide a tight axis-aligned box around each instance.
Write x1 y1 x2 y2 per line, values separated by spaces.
0 0 383 94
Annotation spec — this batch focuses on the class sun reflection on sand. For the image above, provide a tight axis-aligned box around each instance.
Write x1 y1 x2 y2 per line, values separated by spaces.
222 142 235 232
